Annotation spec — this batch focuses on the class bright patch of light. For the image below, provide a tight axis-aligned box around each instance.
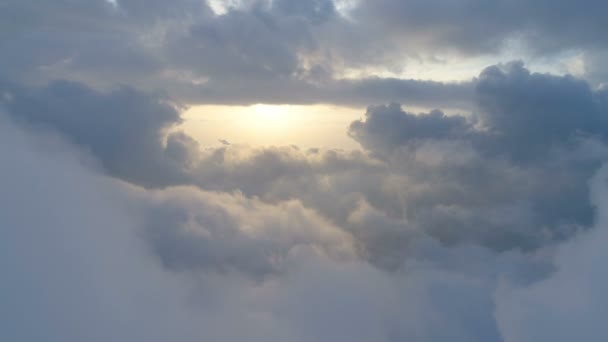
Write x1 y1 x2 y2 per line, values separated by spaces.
207 0 255 15
208 0 229 15
335 0 359 17
179 104 363 148
250 104 292 128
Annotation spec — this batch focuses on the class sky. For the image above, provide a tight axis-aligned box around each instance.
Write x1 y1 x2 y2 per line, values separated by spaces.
2 1 608 341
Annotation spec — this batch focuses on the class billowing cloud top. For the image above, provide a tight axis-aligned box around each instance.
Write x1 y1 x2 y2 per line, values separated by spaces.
3 1 608 341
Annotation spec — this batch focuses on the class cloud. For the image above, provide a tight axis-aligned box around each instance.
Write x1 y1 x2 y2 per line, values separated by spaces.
3 1 608 340
4 63 608 270
0 110 512 342
8 0 608 107
4 67 608 340
0 114 202 342
495 164 608 341
174 75 475 109
1 79 192 187
272 0 336 24
343 63 608 255
351 62 608 159
348 104 472 154
0 113 361 341
133 186 356 277
351 0 608 55
0 115 534 341
475 61 607 160
172 64 608 264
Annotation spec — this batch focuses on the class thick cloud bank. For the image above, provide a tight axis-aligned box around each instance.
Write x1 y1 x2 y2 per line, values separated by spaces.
495 165 608 341
0 117 201 342
5 63 607 267
3 1 608 340
6 0 607 106
3 108 608 341
4 62 608 341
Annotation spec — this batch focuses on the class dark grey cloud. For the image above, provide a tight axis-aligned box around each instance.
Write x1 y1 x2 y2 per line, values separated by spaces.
351 62 608 159
475 61 607 160
344 63 608 256
0 0 169 84
174 75 474 109
351 0 608 55
1 79 193 187
0 0 479 108
348 104 472 154
582 53 608 87
6 0 607 107
166 6 313 82
272 0 336 24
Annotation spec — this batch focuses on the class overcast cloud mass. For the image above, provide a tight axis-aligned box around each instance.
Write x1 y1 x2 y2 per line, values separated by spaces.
3 0 608 341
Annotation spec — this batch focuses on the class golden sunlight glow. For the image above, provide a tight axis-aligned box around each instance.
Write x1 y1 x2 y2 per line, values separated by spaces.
179 104 364 149
249 104 293 129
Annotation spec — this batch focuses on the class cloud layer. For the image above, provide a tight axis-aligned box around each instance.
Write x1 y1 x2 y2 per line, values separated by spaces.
3 104 608 341
4 62 607 267
3 0 607 106
3 1 608 341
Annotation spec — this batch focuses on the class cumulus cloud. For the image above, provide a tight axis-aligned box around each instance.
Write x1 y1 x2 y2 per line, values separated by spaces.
0 114 364 341
8 0 608 106
4 63 608 269
3 0 608 340
343 63 608 252
0 114 552 342
1 79 194 187
8 110 608 342
134 187 356 276
183 64 608 265
0 115 202 342
3 0 469 106
5 59 608 340
495 164 608 341
349 104 471 154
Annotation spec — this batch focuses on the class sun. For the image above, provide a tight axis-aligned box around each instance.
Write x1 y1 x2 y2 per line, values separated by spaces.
179 104 298 146
249 104 292 129
180 104 362 148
